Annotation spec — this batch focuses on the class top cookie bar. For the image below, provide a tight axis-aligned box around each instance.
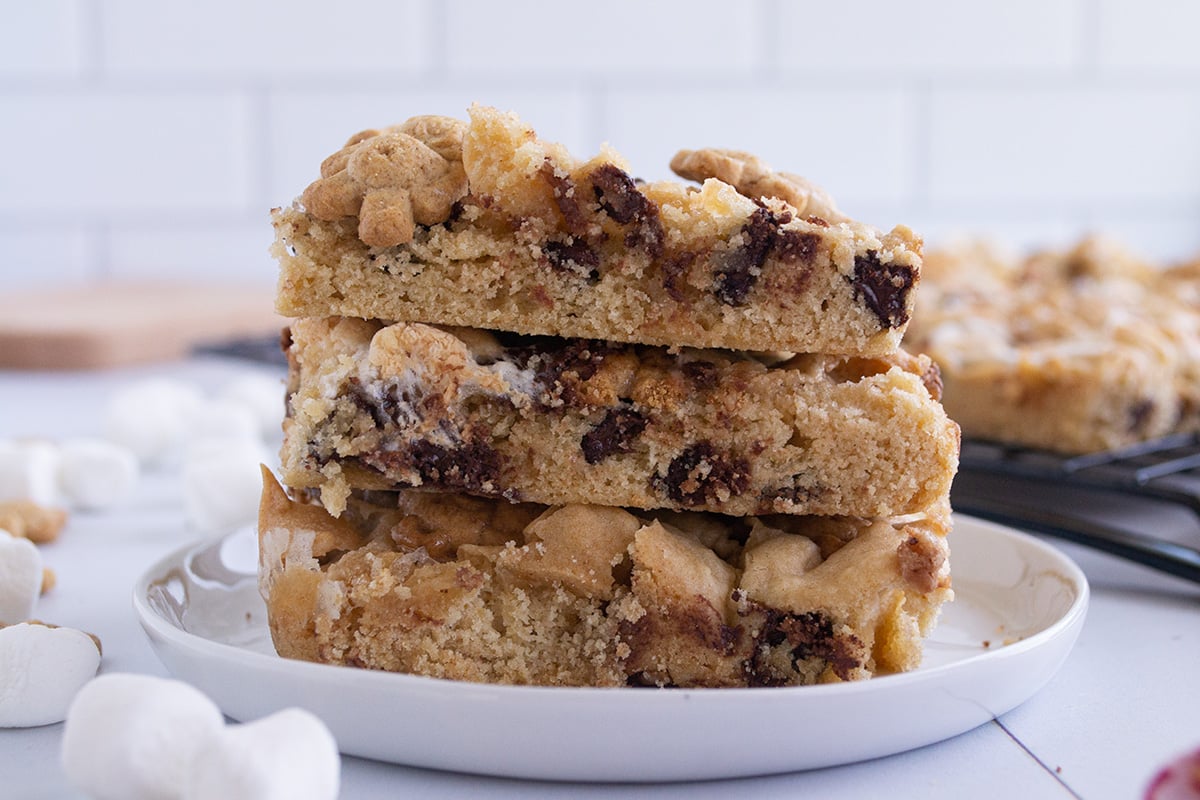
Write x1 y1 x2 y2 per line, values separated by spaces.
273 105 922 355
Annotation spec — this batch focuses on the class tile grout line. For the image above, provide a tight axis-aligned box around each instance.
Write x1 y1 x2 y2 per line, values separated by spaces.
908 80 932 214
250 85 274 212
5 70 1200 95
993 719 1084 799
760 0 780 76
427 0 449 80
1078 0 1101 82
77 0 104 85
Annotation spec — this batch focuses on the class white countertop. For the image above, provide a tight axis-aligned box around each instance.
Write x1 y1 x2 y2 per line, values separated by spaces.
2 356 1198 800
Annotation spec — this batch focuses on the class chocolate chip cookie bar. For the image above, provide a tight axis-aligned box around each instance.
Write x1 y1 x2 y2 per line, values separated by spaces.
280 318 959 519
907 237 1200 454
259 469 951 687
272 105 922 356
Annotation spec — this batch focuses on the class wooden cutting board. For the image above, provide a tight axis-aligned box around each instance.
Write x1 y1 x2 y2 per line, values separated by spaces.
0 283 286 370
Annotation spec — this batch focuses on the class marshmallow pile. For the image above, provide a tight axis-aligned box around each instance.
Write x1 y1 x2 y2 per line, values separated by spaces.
62 674 340 800
0 529 101 728
0 437 137 513
0 528 45 624
0 621 102 728
0 372 284 729
103 375 282 532
0 373 282 532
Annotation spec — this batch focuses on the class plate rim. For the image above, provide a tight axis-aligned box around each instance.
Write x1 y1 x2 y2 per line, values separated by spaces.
132 514 1090 779
134 513 1089 701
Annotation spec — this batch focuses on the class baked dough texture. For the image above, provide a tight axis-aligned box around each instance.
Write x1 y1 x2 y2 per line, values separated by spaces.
273 105 922 356
259 469 951 687
907 237 1200 454
279 318 959 519
261 103 960 687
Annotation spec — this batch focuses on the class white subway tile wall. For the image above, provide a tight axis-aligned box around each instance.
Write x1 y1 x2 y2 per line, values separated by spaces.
1 0 1198 289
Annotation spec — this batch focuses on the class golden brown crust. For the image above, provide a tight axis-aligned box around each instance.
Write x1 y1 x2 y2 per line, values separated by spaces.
669 148 845 224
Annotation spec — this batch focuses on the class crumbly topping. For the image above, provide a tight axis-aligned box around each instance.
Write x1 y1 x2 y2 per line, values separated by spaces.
669 148 846 224
300 116 468 247
906 235 1200 453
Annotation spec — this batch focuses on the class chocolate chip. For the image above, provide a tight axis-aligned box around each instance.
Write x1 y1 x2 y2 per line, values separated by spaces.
744 607 863 685
544 237 600 282
591 163 648 225
540 158 589 236
681 360 719 390
364 436 501 495
660 251 695 302
625 217 665 260
848 251 914 329
760 482 828 514
714 206 775 306
518 337 624 408
773 229 821 264
590 163 665 259
654 442 750 506
581 408 648 464
1128 399 1156 434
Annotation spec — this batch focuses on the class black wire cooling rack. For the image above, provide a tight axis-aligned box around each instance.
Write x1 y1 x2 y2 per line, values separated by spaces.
951 433 1200 584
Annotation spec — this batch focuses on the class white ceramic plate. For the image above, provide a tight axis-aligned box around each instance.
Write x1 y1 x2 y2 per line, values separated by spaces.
134 515 1088 782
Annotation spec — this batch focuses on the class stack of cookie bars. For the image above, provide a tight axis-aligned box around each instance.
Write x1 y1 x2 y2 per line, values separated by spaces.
258 106 961 687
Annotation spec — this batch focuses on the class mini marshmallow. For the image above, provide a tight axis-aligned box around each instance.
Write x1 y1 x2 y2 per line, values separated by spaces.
182 438 272 533
103 379 205 465
58 438 140 511
0 439 60 506
0 529 43 624
218 374 285 439
62 673 225 800
184 708 340 800
185 399 261 445
0 623 101 727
